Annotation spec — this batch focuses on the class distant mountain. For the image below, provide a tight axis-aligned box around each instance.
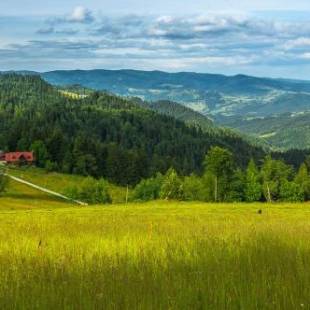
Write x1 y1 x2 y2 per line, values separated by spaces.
1 70 39 76
40 69 310 118
219 112 310 150
36 69 310 150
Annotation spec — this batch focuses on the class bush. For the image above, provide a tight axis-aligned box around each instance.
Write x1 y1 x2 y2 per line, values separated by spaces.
65 177 111 205
279 180 304 202
131 173 163 201
183 174 207 201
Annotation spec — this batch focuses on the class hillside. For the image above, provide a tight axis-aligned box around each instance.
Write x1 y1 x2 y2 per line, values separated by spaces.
0 74 266 185
220 112 310 150
134 99 215 131
38 69 310 150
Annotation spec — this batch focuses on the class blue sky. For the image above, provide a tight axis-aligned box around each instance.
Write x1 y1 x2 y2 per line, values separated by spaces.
1 1 310 79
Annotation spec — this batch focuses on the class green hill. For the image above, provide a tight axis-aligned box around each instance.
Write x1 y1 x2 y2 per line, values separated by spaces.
135 99 215 131
38 69 310 150
0 74 265 185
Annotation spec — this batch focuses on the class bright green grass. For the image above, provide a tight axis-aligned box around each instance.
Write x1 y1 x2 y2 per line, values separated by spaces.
0 197 310 309
7 166 128 203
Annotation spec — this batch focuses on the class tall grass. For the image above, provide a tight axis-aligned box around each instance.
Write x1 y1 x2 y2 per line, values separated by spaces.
0 201 309 309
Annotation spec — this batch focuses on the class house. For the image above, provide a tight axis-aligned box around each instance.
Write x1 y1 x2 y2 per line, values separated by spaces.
1 152 35 164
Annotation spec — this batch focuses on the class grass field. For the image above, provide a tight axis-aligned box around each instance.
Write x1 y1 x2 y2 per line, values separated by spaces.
0 181 310 310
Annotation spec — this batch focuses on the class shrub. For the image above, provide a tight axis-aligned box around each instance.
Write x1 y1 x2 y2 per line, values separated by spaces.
279 180 304 202
183 174 206 201
65 177 111 205
131 173 163 202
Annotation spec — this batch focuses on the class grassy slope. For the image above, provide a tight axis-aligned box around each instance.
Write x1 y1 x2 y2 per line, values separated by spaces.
6 166 128 204
0 194 310 308
2 181 72 209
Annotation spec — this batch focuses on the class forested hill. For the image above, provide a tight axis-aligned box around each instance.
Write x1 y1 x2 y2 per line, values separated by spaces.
0 74 266 185
36 69 310 150
135 99 215 131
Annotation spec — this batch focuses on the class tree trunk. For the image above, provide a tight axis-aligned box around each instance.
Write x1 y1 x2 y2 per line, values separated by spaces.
214 175 218 202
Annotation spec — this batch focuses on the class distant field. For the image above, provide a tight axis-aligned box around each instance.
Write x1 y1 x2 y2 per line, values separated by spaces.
0 194 309 309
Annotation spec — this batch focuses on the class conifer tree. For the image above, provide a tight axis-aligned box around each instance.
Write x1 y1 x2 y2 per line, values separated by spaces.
294 163 310 201
204 147 235 202
227 168 245 202
261 156 292 202
244 159 262 202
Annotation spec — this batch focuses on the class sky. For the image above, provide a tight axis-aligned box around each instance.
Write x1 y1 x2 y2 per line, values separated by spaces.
1 1 310 79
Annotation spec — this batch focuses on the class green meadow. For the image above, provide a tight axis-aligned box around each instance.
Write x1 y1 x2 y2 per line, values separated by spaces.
0 170 310 309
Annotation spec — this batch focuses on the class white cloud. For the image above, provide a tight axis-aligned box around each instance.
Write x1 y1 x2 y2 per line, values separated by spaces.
68 6 93 23
2 12 310 76
156 16 174 24
285 37 310 50
300 53 310 60
47 6 94 24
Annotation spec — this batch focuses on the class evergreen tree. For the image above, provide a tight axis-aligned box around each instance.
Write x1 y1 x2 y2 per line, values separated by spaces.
261 156 292 202
244 159 262 202
73 154 98 177
295 163 310 201
227 169 245 202
204 147 235 202
31 140 49 168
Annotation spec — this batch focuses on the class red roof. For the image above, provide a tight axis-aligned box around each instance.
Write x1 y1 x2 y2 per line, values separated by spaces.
4 152 34 163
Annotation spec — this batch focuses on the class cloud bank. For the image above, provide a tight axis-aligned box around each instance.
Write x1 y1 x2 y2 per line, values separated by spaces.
1 8 310 78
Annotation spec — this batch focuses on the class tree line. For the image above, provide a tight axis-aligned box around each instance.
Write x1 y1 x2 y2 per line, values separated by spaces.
131 146 310 203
